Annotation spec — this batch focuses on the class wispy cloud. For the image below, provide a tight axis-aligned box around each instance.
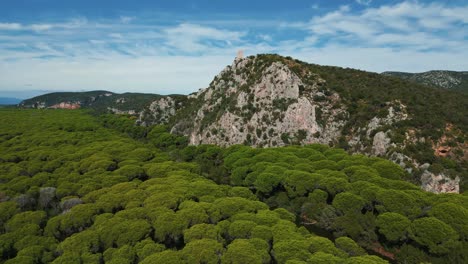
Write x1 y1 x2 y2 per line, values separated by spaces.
0 23 22 30
0 18 88 32
0 1 467 94
120 16 135 24
356 0 372 6
302 1 468 51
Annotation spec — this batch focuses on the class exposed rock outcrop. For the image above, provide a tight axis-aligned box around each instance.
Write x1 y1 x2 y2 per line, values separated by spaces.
107 107 137 115
49 102 81 109
421 171 460 193
372 131 391 156
173 56 347 147
137 97 178 126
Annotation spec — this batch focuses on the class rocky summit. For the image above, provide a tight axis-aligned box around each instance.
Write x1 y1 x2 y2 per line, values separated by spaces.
20 54 468 194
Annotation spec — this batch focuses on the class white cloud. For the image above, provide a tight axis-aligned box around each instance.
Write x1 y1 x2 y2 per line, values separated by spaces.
30 24 54 31
0 18 87 32
163 23 245 53
120 16 135 24
108 33 123 39
356 0 372 6
304 1 467 51
0 23 22 30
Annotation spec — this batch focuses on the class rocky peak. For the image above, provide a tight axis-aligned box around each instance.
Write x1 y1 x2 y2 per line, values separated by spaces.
171 54 346 147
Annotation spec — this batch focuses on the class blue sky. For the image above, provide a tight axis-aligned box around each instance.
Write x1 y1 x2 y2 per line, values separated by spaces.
0 0 467 98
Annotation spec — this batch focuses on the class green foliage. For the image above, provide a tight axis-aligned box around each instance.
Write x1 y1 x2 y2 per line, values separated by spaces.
335 236 366 256
376 213 411 242
409 217 459 254
221 239 264 264
0 108 466 263
371 160 406 180
428 202 468 240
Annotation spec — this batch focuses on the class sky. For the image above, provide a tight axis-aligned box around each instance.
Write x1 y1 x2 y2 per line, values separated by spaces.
0 0 467 98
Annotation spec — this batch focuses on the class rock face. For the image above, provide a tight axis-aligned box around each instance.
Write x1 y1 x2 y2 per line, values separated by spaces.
372 131 391 156
137 97 178 126
49 102 81 109
171 56 347 147
349 102 408 156
421 171 460 193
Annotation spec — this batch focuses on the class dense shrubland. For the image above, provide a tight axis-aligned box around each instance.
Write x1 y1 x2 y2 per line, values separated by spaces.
1 109 467 263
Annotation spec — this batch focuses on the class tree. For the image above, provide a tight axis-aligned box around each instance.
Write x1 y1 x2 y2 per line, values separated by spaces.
371 160 406 180
152 211 188 243
57 230 99 255
317 177 349 196
115 165 146 181
307 252 343 263
283 171 318 198
332 192 366 215
181 239 224 264
429 202 468 240
376 212 410 243
5 211 46 232
228 220 257 239
251 225 273 242
311 160 339 171
103 245 135 264
221 239 264 264
183 223 221 243
178 203 210 227
140 250 185 264
134 238 165 261
375 189 420 219
308 236 346 257
273 239 311 263
409 217 459 254
335 236 366 256
346 255 388 263
0 201 17 232
254 172 284 194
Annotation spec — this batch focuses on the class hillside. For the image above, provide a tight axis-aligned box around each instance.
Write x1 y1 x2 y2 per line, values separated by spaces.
19 91 188 125
169 54 467 193
19 54 468 193
382 70 468 92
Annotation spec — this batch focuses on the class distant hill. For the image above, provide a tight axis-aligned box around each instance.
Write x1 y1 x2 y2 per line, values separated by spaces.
382 70 468 92
0 97 22 105
19 90 116 109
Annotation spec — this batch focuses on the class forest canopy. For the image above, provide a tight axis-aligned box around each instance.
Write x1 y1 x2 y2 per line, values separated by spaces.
0 109 467 263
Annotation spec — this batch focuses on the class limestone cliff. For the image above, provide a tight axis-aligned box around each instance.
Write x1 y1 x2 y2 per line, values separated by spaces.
171 57 347 147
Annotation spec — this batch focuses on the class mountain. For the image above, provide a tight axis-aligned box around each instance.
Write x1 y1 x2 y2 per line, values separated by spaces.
0 97 22 105
20 54 468 193
382 70 468 92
